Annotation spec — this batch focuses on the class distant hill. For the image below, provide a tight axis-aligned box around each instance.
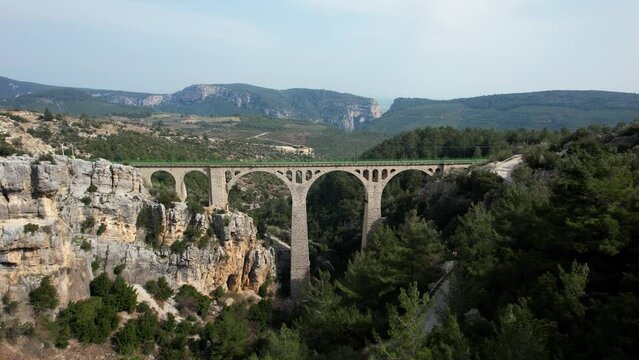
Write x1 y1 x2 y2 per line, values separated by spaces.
0 76 381 130
363 90 639 133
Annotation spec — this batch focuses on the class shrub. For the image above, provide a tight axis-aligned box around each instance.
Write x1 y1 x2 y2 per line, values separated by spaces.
2 293 18 315
213 286 225 300
113 320 139 355
151 186 178 209
42 108 54 122
74 236 92 251
96 223 107 236
29 276 59 314
55 297 119 345
87 183 98 193
187 198 205 214
37 153 56 164
258 275 272 298
144 277 173 302
109 276 138 312
174 285 211 317
91 258 102 272
80 216 95 233
23 223 39 234
170 239 189 254
136 205 164 248
90 273 112 297
113 263 125 275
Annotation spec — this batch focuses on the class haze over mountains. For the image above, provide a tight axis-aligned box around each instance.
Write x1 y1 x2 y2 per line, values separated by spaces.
2 76 639 133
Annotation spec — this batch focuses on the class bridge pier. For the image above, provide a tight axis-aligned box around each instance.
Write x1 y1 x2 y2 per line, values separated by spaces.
362 182 384 251
289 185 311 299
209 168 227 209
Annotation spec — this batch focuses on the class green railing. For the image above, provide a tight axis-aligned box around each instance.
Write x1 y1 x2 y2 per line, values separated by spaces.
129 158 488 168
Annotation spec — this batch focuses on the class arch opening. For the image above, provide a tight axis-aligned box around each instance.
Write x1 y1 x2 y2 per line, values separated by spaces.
306 170 366 279
227 171 293 293
149 170 179 207
184 171 210 209
381 169 431 224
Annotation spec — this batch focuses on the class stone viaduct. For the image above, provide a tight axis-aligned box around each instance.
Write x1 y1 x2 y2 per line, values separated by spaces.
134 160 480 298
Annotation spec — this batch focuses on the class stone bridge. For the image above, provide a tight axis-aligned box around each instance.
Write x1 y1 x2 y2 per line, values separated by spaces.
133 159 481 298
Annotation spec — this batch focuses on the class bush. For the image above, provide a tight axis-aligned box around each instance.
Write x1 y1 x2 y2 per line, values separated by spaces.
145 277 174 302
73 236 92 251
56 297 119 344
91 258 102 272
170 239 189 254
80 216 96 233
109 276 138 312
80 196 92 205
37 153 56 164
96 223 107 236
136 205 164 248
87 183 98 193
113 264 125 275
151 186 178 209
187 198 205 214
42 108 54 122
113 320 139 355
213 286 225 300
90 273 112 297
258 275 272 298
174 285 211 317
29 276 59 314
2 293 18 315
23 223 39 234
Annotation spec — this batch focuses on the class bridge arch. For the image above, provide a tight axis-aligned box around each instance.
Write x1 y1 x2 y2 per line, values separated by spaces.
184 170 211 207
306 170 367 276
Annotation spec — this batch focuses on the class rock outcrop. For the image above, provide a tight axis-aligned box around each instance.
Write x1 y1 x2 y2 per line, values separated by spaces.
0 155 275 318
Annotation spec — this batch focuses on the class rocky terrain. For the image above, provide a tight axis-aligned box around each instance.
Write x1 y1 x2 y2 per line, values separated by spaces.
0 155 276 319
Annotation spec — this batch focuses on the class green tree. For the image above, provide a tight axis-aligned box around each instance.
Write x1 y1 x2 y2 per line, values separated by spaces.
29 276 59 313
483 300 555 360
42 108 54 122
373 283 432 360
203 306 249 360
113 319 139 354
260 325 307 360
396 210 445 289
427 314 470 360
295 271 372 351
90 272 112 297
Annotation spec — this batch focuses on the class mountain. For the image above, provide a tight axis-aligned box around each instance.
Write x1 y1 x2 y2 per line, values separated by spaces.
363 90 639 133
0 76 381 130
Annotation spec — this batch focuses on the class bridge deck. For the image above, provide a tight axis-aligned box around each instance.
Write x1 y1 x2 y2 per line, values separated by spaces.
130 158 487 168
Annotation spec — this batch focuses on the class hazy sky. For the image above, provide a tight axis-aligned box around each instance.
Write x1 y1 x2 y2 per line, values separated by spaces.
1 0 638 100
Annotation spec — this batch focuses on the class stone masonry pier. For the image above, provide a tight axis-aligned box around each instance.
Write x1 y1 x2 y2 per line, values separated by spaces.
134 160 481 298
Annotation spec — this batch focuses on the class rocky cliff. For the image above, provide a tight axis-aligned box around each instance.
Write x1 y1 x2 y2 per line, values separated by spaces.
0 155 275 318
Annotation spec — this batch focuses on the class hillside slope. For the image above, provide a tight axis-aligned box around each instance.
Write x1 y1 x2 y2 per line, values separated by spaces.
364 90 639 133
0 76 381 130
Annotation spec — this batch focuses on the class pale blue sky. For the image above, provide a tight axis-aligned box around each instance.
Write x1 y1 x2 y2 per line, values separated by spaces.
1 0 638 100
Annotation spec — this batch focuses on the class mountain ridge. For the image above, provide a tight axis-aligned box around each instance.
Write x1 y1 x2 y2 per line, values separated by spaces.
0 76 381 130
365 89 639 133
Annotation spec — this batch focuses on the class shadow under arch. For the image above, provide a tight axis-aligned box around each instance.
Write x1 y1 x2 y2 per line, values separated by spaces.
183 170 210 207
306 170 367 278
381 168 433 226
150 170 176 190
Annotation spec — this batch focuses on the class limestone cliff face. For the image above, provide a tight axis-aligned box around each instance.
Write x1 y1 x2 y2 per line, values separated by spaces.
0 155 274 317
